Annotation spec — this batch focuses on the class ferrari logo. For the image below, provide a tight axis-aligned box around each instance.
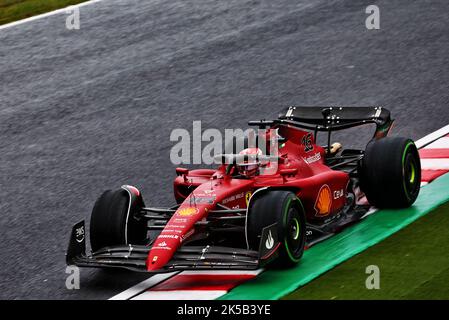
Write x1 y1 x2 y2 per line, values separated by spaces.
314 185 332 217
177 207 199 217
245 192 252 206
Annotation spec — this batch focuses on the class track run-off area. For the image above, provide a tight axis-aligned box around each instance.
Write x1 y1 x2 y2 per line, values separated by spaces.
0 0 448 299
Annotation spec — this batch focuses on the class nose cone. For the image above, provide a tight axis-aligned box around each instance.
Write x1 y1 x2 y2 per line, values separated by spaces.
145 205 206 271
144 180 249 272
146 237 180 271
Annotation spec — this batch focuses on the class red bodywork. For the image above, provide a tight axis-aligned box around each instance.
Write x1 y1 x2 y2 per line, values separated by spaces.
146 124 349 271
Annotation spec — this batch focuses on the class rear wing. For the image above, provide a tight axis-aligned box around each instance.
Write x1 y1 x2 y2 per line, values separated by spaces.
281 106 391 126
277 106 394 139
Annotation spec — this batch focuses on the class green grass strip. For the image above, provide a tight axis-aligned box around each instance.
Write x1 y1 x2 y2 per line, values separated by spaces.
283 201 449 299
0 0 87 26
220 174 449 300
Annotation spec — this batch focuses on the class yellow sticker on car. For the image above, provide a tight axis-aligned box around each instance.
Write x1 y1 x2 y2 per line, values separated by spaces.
177 207 199 216
245 191 252 206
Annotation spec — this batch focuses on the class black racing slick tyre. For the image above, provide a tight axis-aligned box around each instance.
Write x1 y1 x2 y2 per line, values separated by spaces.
360 137 421 209
90 188 147 252
247 190 306 267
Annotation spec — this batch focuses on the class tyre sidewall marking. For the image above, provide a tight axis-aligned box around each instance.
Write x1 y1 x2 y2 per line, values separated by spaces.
402 141 415 201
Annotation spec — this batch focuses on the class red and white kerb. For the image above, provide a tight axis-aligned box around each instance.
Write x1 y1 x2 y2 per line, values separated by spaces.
419 134 449 186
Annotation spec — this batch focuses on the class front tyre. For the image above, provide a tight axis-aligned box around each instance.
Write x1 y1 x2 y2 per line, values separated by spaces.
247 190 306 267
90 187 147 252
360 137 421 208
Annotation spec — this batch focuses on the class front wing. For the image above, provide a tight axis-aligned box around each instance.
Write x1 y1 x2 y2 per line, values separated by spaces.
66 221 276 272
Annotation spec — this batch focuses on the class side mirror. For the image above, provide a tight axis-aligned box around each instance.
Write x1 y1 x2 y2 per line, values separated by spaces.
176 167 189 176
279 168 298 182
176 168 189 182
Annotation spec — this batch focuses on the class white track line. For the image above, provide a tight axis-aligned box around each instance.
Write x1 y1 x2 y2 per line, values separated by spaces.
0 0 104 30
415 124 449 149
424 137 449 149
180 270 263 276
109 272 180 300
131 290 228 301
420 159 449 170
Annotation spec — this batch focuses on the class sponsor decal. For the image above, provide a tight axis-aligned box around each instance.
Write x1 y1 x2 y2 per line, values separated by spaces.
75 226 85 243
165 224 187 229
245 191 252 206
173 218 188 223
190 196 215 204
180 229 195 243
265 230 274 250
152 256 158 262
314 185 333 217
222 192 244 204
259 223 278 259
303 152 321 164
152 246 172 251
152 241 173 251
161 229 183 234
158 234 179 240
177 207 199 216
324 213 341 224
333 189 345 199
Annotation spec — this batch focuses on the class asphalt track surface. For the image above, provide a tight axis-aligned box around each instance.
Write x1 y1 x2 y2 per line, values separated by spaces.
0 0 448 299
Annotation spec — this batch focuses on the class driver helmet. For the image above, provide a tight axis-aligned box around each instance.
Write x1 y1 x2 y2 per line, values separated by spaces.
237 148 262 177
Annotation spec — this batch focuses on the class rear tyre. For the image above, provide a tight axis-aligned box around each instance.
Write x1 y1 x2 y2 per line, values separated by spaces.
247 190 306 267
90 188 147 252
360 137 421 208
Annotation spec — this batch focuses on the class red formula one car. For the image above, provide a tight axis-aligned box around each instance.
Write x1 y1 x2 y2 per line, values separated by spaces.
67 106 421 272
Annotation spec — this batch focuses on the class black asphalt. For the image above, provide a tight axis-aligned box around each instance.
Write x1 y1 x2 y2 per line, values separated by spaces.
0 0 448 299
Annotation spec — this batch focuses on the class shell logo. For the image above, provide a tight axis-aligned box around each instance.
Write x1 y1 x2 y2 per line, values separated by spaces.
177 207 199 217
314 185 333 217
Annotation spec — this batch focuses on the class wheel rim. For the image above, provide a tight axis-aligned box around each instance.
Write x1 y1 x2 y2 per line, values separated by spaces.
285 207 303 259
290 217 300 240
403 149 420 200
409 161 416 184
